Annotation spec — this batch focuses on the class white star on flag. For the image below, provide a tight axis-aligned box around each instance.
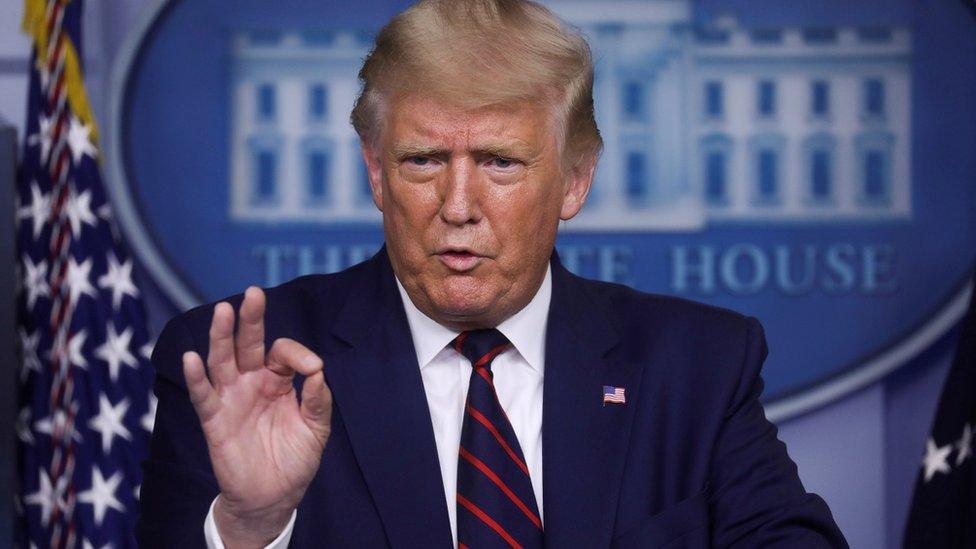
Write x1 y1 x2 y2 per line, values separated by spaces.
94 323 139 382
957 424 973 465
67 115 98 165
65 187 98 238
923 438 953 482
34 56 50 91
82 539 112 549
140 339 155 361
96 202 112 221
16 181 50 240
17 407 34 445
48 329 89 371
66 256 98 306
24 469 60 527
27 113 52 163
77 467 126 526
88 395 132 454
98 253 140 310
141 392 158 433
68 329 90 370
18 327 42 382
21 255 49 309
34 403 84 444
96 202 123 242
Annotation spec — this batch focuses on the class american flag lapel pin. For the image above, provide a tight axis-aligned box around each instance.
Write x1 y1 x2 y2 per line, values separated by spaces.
603 385 626 406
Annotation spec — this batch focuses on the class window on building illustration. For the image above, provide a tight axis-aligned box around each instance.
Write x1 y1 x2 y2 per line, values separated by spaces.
802 27 837 44
864 79 886 117
626 152 646 200
757 149 778 200
623 81 644 118
705 151 726 203
257 84 276 120
811 80 830 116
704 81 723 118
864 150 888 200
309 84 328 121
750 29 782 44
254 150 277 202
694 27 730 45
307 150 329 202
250 30 281 45
757 81 776 117
811 150 832 200
302 30 336 46
857 27 893 43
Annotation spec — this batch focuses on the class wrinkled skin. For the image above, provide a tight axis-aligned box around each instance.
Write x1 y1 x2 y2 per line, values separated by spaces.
363 95 596 330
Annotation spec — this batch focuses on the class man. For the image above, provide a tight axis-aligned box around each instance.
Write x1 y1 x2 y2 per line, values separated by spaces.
136 0 848 547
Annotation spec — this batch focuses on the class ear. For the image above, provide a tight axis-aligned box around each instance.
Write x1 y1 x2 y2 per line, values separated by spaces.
559 154 597 221
361 140 384 211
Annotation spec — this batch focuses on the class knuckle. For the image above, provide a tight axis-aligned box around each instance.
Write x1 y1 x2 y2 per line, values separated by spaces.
269 337 294 354
306 354 324 370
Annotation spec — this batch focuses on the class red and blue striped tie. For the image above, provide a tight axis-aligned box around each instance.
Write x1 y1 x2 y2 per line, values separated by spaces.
454 329 543 549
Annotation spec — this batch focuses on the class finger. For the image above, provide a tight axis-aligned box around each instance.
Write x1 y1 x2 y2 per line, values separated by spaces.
207 302 239 390
183 351 221 422
266 338 323 378
235 287 266 373
300 370 333 440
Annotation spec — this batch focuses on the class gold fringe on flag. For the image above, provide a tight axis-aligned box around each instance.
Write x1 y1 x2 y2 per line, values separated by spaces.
22 0 100 147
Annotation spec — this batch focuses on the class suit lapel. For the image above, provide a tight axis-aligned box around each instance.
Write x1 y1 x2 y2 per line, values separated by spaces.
321 248 454 548
542 259 644 548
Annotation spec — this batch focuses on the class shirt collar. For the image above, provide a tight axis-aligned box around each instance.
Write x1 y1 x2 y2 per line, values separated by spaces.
395 264 552 373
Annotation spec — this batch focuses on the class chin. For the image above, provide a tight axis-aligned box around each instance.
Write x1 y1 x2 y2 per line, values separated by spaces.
430 280 497 321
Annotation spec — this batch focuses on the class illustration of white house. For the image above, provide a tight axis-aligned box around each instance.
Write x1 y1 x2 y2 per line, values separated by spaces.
228 0 912 230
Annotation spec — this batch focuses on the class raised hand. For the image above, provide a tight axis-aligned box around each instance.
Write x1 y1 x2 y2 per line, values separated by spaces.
182 286 332 548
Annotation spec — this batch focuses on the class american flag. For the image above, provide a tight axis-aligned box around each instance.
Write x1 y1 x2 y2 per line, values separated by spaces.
15 0 156 547
602 385 626 405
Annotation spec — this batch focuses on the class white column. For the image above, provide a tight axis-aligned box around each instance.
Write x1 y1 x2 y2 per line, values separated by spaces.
331 78 358 216
280 78 302 216
594 26 625 213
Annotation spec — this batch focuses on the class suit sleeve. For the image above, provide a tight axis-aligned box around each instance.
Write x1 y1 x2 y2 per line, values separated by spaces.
708 316 849 548
135 314 219 549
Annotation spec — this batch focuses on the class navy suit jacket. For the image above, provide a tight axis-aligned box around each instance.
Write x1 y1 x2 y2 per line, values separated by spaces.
136 247 847 548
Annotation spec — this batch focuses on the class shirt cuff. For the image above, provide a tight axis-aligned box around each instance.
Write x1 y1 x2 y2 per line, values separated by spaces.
203 495 297 549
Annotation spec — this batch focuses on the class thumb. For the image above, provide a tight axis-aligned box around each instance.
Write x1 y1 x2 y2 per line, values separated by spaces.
300 370 333 441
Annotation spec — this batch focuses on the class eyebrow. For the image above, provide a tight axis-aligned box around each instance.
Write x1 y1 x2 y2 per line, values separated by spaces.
390 141 536 160
390 144 445 159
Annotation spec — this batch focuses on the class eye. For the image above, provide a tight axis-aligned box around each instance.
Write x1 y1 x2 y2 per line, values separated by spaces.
488 157 518 169
406 156 430 166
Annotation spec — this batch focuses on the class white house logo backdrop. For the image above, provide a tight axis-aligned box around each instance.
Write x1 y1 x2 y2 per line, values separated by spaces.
107 0 976 418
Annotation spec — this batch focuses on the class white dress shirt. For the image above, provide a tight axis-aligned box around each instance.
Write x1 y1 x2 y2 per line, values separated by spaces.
204 266 551 548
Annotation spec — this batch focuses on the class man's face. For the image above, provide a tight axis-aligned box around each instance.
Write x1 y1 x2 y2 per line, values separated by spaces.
362 95 594 329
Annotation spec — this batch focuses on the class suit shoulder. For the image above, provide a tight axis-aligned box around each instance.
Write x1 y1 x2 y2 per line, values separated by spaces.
163 261 370 340
576 276 756 336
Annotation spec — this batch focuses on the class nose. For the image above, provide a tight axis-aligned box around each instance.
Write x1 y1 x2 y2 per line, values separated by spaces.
439 159 483 226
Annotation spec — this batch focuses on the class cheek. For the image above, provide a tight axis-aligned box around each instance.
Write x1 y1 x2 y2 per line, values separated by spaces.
491 184 562 259
385 180 440 239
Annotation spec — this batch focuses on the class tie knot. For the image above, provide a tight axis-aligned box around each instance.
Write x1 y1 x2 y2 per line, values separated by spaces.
453 329 511 369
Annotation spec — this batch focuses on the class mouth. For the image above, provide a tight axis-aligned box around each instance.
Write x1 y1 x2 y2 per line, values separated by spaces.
435 247 487 273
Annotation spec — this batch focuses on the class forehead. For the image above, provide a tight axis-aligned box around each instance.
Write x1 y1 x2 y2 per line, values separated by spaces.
382 94 560 152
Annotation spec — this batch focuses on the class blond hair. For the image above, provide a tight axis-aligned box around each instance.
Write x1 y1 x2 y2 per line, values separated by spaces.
351 0 603 166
